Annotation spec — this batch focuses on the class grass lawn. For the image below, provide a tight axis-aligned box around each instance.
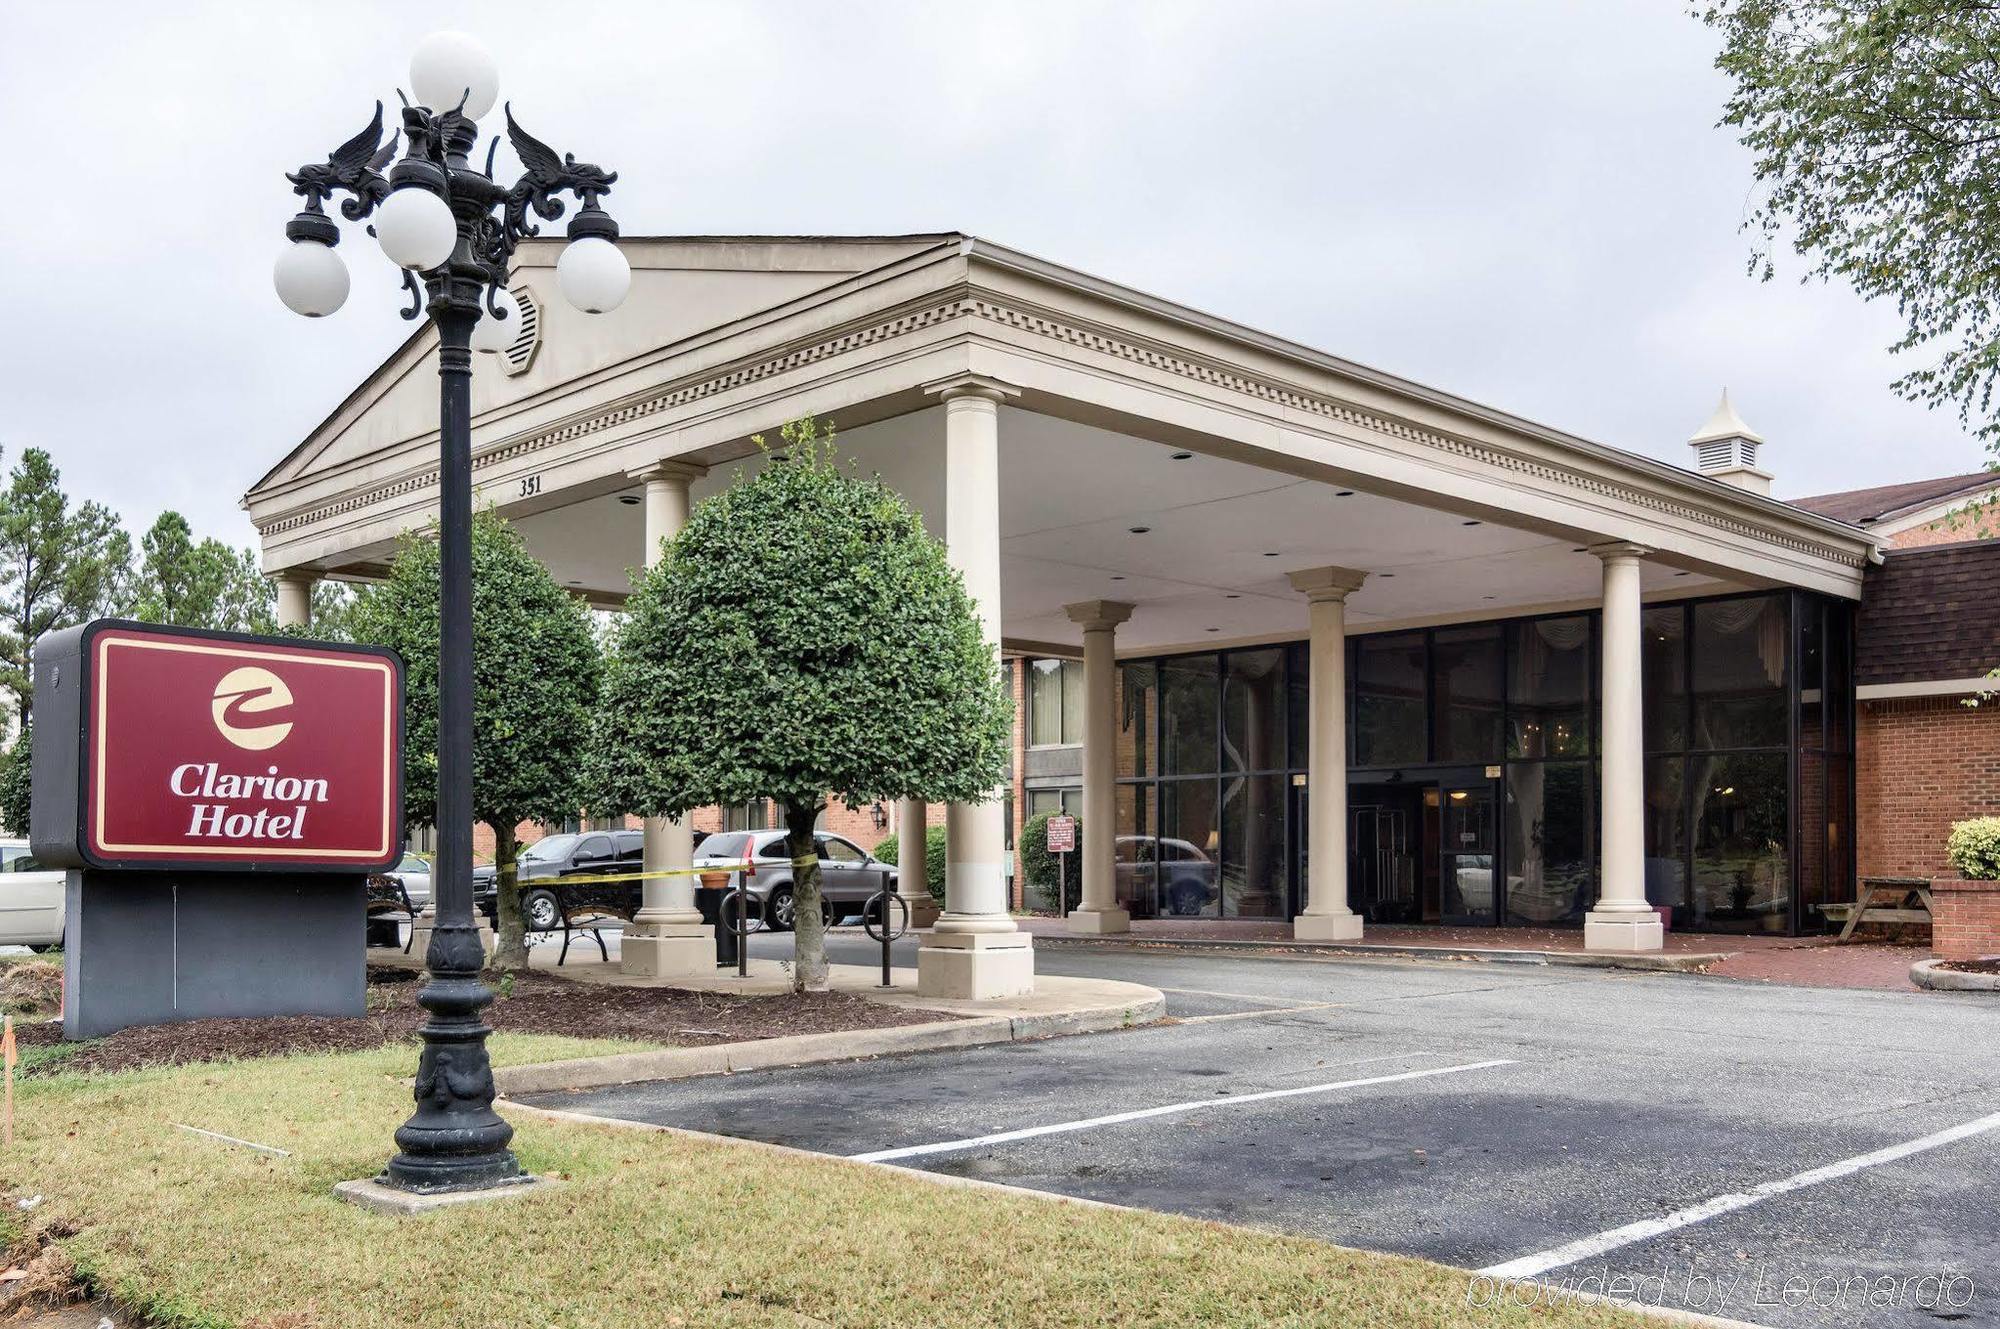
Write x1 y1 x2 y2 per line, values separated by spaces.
0 1039 1654 1329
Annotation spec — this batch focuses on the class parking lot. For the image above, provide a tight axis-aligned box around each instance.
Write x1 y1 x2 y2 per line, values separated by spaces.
525 937 2000 1327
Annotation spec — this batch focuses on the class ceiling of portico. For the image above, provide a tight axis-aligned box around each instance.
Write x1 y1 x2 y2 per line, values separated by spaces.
509 405 1738 652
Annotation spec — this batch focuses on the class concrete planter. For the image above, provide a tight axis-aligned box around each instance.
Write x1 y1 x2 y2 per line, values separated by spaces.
1911 957 2000 992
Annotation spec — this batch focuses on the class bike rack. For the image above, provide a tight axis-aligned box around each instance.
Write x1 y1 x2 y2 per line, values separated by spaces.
863 889 909 988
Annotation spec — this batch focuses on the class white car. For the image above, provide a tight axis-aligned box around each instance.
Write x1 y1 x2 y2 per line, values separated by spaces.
0 839 64 951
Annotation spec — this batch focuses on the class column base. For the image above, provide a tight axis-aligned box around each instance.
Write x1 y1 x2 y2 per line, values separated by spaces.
1583 911 1664 953
901 895 941 930
917 933 1034 999
1293 912 1364 942
620 927 717 977
1066 907 1130 935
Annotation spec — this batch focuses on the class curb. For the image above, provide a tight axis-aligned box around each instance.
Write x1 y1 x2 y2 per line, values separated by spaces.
492 989 1166 1095
1910 956 2000 991
498 1100 1763 1329
1028 933 1730 973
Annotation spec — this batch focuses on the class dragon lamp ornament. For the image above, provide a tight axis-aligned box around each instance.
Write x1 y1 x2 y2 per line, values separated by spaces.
273 32 629 1196
275 31 628 327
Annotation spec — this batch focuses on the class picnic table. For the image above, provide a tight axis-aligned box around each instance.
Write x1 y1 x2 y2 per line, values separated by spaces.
1820 876 1934 941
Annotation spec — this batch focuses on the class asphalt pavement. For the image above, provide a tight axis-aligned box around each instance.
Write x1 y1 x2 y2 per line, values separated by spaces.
523 929 2000 1328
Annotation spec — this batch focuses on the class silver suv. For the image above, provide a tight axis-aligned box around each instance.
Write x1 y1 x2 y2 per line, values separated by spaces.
693 829 897 932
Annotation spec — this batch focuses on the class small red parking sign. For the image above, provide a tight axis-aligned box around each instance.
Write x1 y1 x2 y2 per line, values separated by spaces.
1046 815 1076 854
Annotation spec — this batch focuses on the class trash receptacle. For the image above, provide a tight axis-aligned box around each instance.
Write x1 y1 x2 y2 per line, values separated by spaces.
696 874 739 967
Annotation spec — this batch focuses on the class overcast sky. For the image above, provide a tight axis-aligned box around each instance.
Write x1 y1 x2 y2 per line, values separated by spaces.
0 1 1977 552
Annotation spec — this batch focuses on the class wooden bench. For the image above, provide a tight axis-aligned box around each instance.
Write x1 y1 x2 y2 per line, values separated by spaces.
365 874 418 954
1821 876 1935 941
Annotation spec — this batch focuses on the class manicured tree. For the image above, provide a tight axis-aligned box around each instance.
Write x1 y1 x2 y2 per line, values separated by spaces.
351 510 598 970
589 418 1011 992
869 825 948 907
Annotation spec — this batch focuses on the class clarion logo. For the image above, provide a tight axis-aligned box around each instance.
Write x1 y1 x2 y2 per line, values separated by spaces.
210 666 295 751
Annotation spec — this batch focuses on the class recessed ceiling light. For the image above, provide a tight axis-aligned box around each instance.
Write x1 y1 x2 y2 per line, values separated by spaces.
1110 575 1126 581
1263 552 1280 558
1336 490 1354 497
1378 572 1395 578
1572 547 1587 553
618 495 641 506
1129 526 1152 535
1675 571 1690 578
1483 595 1496 600
1462 520 1482 527
566 579 582 586
1225 593 1241 599
1170 451 1193 460
1206 627 1220 633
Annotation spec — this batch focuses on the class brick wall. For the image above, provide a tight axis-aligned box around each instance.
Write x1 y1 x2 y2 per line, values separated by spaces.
1886 508 2000 549
1856 696 2000 879
1932 879 2000 959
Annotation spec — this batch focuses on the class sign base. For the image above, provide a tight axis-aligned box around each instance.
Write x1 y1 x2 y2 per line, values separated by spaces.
63 870 366 1040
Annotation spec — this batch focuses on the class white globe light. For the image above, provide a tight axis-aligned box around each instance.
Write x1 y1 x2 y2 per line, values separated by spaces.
273 239 350 318
410 31 499 120
375 186 458 271
471 286 523 353
556 237 630 314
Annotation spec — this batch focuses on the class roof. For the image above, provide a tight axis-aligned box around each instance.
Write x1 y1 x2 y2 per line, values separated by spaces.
1688 389 1763 445
1857 542 2000 685
1789 470 2000 526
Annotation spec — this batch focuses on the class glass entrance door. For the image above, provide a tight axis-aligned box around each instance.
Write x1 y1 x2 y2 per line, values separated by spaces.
1439 781 1498 925
1349 786 1422 923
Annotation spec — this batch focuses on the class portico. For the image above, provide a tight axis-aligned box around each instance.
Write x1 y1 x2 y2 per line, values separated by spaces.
248 233 1875 993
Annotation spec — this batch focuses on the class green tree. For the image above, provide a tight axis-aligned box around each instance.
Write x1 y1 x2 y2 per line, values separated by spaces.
351 510 599 969
588 418 1012 992
0 448 130 711
1704 2 2000 456
131 512 240 628
0 723 29 837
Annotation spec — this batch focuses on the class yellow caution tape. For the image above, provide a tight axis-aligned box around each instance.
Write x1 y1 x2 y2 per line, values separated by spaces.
491 862 757 887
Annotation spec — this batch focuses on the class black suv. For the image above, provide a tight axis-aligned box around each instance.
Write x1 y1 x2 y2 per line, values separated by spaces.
473 829 646 931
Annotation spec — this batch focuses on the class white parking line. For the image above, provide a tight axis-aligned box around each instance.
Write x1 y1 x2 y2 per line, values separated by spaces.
849 1058 1516 1164
1480 1108 2000 1280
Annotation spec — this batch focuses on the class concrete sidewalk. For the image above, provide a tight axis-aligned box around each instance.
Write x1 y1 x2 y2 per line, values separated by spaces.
484 959 1166 1095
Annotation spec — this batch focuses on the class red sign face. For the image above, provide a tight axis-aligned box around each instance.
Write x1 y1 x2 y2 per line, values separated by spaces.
83 626 401 869
1046 815 1076 854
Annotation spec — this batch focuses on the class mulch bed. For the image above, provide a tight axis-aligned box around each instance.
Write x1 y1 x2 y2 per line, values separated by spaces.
1936 957 2000 975
12 966 951 1077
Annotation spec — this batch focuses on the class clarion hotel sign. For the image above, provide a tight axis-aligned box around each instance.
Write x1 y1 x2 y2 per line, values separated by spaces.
33 620 404 873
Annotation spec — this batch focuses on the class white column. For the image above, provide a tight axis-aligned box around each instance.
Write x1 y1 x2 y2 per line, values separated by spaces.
1287 566 1368 942
897 799 938 928
623 460 716 978
1065 599 1134 934
1584 542 1663 951
918 374 1034 999
273 571 317 629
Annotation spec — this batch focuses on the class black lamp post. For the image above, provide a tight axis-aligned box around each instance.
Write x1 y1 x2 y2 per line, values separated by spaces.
275 32 628 1193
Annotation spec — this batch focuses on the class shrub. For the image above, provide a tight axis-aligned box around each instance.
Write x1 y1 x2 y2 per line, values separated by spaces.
870 824 947 905
1020 811 1082 913
1948 817 2000 879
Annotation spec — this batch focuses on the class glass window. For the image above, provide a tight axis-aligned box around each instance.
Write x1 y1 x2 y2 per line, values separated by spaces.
1644 756 1686 910
1503 762 1592 926
1687 752 1789 933
1224 649 1286 773
520 833 580 864
1158 779 1220 917
1114 783 1156 918
1118 662 1157 778
1352 632 1426 767
1643 606 1687 753
1161 655 1219 776
817 836 866 863
576 835 614 862
1221 773 1287 917
1508 616 1592 758
1027 788 1079 820
1692 596 1788 750
398 854 429 873
1432 625 1503 763
1287 643 1309 770
756 835 791 861
699 832 748 860
1029 658 1083 746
